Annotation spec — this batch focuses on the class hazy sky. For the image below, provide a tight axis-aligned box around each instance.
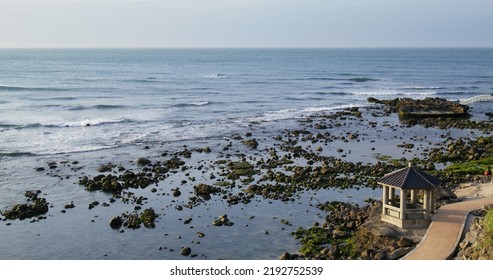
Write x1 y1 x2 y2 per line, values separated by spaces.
0 0 492 48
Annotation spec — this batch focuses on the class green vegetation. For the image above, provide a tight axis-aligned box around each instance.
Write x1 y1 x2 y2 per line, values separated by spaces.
470 209 493 259
293 227 332 258
444 157 493 176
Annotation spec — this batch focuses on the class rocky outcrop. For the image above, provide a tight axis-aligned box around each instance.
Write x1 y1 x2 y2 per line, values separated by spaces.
1 190 49 220
368 97 469 118
285 201 426 260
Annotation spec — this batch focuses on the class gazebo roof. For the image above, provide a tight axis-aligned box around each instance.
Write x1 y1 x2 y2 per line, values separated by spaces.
378 165 441 190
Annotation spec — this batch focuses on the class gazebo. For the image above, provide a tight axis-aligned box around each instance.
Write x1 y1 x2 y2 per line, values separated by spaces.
378 163 441 229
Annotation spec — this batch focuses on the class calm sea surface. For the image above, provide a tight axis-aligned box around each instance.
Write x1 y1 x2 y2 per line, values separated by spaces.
0 48 492 259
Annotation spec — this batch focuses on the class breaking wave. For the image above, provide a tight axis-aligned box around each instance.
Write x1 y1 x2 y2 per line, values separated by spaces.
459 94 493 105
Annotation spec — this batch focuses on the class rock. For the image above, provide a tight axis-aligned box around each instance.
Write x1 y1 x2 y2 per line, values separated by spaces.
124 214 142 229
141 208 157 228
387 247 413 260
219 214 229 223
172 188 181 197
435 186 457 200
197 232 205 238
373 251 387 260
109 216 123 229
348 133 358 140
98 163 113 172
242 139 259 149
332 229 350 239
165 157 186 169
180 247 192 256
136 157 151 166
88 201 99 209
397 237 415 247
213 214 233 226
194 184 219 198
64 202 75 209
397 143 415 149
280 252 292 260
2 192 49 220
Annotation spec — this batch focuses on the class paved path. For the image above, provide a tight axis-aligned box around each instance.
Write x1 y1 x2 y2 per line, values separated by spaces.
402 196 493 260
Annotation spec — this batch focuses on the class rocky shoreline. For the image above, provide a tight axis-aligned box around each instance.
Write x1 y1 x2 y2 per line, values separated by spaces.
1 97 492 259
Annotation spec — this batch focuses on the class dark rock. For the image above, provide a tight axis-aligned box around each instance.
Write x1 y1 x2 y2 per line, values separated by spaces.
180 247 192 256
242 139 259 149
194 184 219 198
388 247 413 260
172 188 181 197
373 251 387 260
435 185 457 200
88 201 99 210
397 143 415 149
109 216 123 229
2 192 49 220
136 157 151 166
64 202 75 209
141 208 157 228
397 237 415 247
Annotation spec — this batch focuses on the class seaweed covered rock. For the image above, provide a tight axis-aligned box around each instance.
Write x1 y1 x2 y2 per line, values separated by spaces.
226 161 258 180
193 183 220 199
242 139 259 149
2 190 49 220
140 208 157 228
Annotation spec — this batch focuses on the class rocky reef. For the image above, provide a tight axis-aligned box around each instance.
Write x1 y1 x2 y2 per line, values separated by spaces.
368 97 469 118
281 200 424 260
2 190 49 220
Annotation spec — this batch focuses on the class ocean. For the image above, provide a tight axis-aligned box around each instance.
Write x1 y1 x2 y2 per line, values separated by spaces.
0 48 492 259
1 48 492 156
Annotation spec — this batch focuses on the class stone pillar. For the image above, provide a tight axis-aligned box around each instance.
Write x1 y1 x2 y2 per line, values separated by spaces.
400 189 407 220
382 186 389 216
410 189 416 204
430 190 435 214
390 187 395 206
423 190 429 219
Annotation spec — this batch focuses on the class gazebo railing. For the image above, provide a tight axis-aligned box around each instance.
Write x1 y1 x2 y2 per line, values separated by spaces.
383 205 427 220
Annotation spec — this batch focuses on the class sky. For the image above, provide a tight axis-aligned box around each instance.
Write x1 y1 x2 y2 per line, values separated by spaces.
0 0 492 48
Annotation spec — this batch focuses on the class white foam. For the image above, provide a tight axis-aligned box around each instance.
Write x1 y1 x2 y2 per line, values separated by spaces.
459 94 493 105
46 118 128 127
352 90 437 96
247 103 368 123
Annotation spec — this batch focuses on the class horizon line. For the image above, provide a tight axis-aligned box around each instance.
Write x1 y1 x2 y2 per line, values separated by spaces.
1 46 492 50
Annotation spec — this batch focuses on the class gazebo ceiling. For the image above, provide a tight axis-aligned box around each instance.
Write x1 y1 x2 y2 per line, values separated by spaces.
378 165 441 190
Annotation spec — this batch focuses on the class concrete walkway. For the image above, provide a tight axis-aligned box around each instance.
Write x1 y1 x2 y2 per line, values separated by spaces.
402 196 493 260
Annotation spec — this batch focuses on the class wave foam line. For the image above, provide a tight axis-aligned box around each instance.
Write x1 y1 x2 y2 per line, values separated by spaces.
459 94 493 105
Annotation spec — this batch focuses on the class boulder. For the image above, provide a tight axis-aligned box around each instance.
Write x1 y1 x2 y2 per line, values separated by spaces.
435 185 457 200
109 216 123 229
388 247 413 260
136 157 151 166
180 247 192 256
397 237 415 247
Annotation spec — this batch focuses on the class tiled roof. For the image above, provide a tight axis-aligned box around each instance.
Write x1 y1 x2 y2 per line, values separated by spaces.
377 166 441 189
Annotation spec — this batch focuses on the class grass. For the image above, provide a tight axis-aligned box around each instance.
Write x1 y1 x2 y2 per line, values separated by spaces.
470 209 493 259
444 157 493 176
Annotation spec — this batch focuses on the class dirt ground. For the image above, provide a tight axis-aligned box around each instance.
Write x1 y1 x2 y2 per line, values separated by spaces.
454 180 493 199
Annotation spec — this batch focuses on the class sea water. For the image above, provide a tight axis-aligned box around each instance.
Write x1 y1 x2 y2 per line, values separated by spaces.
0 48 492 259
